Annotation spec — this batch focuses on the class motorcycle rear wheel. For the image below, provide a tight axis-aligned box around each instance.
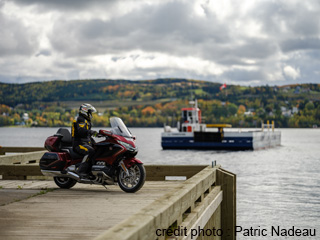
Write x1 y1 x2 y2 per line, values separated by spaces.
118 163 146 193
53 177 77 189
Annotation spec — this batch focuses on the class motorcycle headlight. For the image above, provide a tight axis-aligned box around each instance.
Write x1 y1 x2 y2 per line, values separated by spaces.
118 141 136 151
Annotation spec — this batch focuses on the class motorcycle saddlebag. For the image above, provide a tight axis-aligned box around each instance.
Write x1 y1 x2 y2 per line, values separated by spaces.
44 136 61 152
39 152 68 171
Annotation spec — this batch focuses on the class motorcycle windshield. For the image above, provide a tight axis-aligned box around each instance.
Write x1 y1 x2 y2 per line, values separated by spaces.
110 117 133 138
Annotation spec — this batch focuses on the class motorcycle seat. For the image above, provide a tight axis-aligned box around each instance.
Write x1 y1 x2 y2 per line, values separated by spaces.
61 146 84 160
56 128 72 144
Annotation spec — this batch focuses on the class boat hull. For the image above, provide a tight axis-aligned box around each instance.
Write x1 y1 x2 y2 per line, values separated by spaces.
161 131 281 150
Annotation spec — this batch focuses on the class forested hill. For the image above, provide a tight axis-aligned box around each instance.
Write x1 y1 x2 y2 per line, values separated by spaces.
0 78 319 107
0 78 320 128
1 78 215 106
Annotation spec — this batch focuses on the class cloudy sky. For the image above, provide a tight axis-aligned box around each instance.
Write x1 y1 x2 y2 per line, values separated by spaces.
1 0 320 85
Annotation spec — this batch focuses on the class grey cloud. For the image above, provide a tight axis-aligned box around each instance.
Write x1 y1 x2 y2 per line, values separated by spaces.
233 39 278 59
35 49 51 57
2 0 320 85
252 1 320 37
0 5 38 56
283 50 320 83
222 69 266 82
13 0 117 12
54 61 76 69
49 1 231 59
280 38 320 52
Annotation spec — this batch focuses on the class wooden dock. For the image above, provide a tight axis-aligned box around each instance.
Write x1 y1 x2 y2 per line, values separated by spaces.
0 147 236 240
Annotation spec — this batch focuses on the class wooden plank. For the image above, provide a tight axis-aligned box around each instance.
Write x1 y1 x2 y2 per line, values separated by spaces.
145 165 207 181
198 205 221 240
183 191 223 240
0 151 47 165
0 147 45 154
95 166 217 240
180 186 222 237
0 181 181 240
216 168 236 240
0 164 207 180
0 166 236 240
0 165 42 177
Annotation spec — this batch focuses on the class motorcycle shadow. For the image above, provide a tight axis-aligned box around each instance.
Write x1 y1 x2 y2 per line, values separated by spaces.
56 186 128 194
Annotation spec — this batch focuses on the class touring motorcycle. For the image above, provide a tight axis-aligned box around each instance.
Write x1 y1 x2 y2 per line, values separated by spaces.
39 117 146 193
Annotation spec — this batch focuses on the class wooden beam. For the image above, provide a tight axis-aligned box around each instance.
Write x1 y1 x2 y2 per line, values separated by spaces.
0 151 47 165
182 191 223 240
94 166 217 240
0 147 45 154
0 164 207 180
180 186 222 239
0 165 42 180
216 168 236 240
145 165 207 180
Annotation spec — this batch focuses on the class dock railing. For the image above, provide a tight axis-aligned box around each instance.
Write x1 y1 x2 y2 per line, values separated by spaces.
0 148 236 240
261 120 275 132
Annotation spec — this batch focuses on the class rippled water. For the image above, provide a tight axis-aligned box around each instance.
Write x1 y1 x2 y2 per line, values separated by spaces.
0 127 319 239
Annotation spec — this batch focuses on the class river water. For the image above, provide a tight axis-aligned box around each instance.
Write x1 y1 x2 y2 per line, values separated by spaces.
0 127 319 239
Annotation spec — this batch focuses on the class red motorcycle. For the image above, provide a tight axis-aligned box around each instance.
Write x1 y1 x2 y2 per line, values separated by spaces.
40 117 146 193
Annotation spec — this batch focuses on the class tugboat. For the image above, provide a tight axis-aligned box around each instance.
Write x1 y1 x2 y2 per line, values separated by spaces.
161 100 281 150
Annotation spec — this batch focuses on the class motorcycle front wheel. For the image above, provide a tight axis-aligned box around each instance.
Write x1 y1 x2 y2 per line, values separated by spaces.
118 163 146 193
53 177 77 189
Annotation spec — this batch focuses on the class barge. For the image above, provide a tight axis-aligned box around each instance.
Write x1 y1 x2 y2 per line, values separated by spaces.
161 100 281 150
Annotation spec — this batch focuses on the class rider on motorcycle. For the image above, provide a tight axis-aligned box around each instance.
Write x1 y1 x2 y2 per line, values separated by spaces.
72 103 98 177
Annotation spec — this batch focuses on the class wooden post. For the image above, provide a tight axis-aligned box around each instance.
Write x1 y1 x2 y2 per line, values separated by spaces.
272 121 274 132
0 146 4 155
216 168 236 240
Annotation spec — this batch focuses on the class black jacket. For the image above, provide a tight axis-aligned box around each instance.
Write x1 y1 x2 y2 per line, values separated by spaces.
71 115 95 146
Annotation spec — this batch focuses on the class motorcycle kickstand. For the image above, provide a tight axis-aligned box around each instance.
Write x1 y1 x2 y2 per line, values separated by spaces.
102 185 108 190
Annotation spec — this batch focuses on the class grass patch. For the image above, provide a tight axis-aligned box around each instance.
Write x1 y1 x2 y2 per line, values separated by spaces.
34 188 54 197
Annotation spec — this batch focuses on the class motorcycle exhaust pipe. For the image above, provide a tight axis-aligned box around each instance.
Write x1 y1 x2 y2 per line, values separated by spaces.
66 171 81 181
41 169 97 184
41 170 81 181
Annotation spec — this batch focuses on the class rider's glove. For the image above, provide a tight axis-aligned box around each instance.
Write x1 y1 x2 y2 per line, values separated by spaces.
92 131 98 137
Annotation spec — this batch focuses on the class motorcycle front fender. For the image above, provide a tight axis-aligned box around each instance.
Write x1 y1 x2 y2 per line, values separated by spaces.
122 157 143 168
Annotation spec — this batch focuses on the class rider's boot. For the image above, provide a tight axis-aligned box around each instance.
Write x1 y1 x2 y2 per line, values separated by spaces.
76 161 90 178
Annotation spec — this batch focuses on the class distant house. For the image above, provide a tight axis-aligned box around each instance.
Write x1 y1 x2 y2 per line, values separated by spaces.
301 88 310 93
294 86 301 94
244 108 255 117
282 110 292 117
292 107 299 114
281 106 287 112
22 113 29 121
282 86 291 93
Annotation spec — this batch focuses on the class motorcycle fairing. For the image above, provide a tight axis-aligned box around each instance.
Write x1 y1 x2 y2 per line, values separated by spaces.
122 157 143 168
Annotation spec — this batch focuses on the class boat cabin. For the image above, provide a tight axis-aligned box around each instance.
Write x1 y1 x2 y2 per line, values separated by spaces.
180 101 206 132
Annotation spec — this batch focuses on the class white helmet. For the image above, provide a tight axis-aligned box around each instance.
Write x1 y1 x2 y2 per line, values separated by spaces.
79 103 97 121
